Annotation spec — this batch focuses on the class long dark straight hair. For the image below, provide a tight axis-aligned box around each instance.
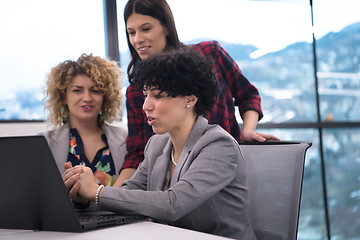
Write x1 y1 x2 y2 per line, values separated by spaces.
124 0 182 84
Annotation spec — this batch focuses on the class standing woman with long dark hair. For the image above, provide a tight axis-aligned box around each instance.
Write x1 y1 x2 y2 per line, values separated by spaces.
114 0 279 186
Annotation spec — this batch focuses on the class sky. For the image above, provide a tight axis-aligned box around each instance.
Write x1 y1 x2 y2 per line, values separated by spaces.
0 0 105 94
117 0 360 54
117 0 312 53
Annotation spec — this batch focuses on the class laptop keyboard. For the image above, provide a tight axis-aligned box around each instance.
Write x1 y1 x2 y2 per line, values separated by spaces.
80 215 123 225
79 214 145 226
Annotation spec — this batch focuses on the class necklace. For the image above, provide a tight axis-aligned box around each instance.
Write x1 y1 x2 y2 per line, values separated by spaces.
171 147 177 166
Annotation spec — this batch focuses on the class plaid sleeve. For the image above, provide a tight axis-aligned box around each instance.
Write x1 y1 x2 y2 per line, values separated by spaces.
122 84 153 170
195 41 263 120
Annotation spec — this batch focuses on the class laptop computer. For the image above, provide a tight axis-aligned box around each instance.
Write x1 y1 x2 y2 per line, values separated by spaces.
0 135 145 232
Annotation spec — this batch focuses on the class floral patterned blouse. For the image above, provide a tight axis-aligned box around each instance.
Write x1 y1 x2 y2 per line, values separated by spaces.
67 128 117 186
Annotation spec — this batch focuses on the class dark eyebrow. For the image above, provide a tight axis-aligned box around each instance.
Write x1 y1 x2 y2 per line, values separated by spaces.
127 22 152 31
143 87 162 95
149 87 160 92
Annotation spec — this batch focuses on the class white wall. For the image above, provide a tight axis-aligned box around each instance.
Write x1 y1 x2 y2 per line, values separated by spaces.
0 121 128 137
0 122 48 137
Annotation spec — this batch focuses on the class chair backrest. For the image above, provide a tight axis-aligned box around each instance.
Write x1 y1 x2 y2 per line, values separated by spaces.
239 141 311 240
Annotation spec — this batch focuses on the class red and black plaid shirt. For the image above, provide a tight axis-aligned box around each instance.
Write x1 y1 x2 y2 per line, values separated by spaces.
122 41 263 169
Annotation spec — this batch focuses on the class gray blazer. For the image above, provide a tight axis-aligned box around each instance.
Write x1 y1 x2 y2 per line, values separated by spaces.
40 123 127 175
100 116 256 239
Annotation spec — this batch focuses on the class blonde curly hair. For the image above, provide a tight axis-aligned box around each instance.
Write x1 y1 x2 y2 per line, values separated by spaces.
44 54 123 128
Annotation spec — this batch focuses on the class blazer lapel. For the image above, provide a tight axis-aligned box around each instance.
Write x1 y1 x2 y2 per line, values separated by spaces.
149 139 173 190
170 116 208 186
49 124 70 173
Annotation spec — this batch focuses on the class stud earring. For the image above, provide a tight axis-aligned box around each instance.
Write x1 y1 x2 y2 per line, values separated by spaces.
186 104 190 108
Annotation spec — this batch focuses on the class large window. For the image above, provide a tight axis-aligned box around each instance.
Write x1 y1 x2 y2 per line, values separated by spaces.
116 1 360 239
0 0 105 120
323 128 360 238
314 1 360 239
314 1 360 123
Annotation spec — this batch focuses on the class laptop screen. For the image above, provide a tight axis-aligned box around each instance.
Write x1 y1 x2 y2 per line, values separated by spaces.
0 135 145 232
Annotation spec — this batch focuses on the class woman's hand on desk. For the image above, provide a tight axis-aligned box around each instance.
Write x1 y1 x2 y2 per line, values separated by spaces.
75 167 100 202
63 163 88 205
63 163 105 204
63 163 83 192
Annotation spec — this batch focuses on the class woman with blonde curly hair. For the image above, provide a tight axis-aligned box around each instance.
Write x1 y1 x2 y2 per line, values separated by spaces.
41 54 127 187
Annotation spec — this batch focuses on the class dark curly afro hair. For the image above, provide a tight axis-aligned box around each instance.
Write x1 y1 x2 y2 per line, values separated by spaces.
133 47 219 116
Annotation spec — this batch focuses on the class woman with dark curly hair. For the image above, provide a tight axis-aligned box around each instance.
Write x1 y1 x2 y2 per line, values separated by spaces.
116 0 279 186
41 54 127 187
63 49 257 239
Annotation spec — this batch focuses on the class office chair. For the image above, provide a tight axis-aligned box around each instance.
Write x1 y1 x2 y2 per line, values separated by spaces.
239 141 312 240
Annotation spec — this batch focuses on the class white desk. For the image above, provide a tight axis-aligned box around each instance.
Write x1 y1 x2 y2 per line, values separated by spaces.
0 221 233 240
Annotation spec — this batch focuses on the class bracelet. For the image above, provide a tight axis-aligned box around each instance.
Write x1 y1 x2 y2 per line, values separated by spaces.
95 184 104 205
